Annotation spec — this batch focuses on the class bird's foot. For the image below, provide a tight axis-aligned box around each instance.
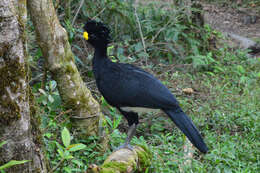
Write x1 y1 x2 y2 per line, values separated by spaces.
115 143 134 151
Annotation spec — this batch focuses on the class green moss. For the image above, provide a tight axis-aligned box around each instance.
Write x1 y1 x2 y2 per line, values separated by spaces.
0 59 26 124
64 42 74 62
64 62 76 74
135 145 152 171
29 91 43 145
98 146 151 172
101 161 128 173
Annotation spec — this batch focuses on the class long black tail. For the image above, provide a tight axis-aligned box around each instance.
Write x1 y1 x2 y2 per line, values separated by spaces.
164 108 208 153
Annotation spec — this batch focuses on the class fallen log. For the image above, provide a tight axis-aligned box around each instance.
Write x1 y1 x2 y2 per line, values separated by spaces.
87 145 152 173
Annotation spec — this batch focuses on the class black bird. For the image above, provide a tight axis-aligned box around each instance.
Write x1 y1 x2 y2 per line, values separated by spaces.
83 20 208 153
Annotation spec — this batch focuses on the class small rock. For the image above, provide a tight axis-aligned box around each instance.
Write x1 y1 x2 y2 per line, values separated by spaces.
223 21 230 24
182 88 194 94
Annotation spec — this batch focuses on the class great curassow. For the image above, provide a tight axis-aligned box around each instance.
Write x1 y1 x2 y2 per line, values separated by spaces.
83 20 208 153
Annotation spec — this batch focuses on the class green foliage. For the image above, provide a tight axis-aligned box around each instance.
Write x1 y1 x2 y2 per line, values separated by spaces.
79 0 216 64
103 102 122 130
188 52 218 70
0 141 7 148
36 80 61 111
62 127 71 148
0 160 30 172
50 127 86 172
64 20 77 42
82 0 136 39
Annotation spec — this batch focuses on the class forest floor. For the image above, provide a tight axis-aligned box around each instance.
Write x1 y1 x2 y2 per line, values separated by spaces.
202 2 260 56
203 3 260 39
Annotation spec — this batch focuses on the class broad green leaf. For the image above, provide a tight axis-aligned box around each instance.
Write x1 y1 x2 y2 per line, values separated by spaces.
65 155 74 159
111 58 118 63
206 72 215 76
0 141 7 148
213 66 224 73
48 95 54 103
64 150 71 158
62 127 71 148
57 148 64 158
0 160 30 170
64 151 73 159
134 42 143 52
44 133 52 138
237 65 245 74
68 143 86 152
107 45 114 55
105 116 113 128
64 167 72 173
71 159 84 167
42 99 47 105
38 89 46 95
257 72 260 78
49 81 57 90
113 116 122 129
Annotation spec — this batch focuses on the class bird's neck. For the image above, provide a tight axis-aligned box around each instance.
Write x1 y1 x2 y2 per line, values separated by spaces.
93 45 108 58
92 46 112 79
92 45 111 69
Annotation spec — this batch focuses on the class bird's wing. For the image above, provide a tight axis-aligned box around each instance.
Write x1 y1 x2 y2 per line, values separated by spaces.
104 63 179 109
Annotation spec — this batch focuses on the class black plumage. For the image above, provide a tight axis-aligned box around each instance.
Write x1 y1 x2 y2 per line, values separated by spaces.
83 20 208 153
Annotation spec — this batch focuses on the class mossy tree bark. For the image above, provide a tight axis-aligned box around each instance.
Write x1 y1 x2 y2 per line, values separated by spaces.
87 146 152 173
27 0 106 138
0 0 47 172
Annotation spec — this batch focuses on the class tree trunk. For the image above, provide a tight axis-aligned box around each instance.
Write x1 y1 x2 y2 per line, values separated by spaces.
27 0 106 138
0 0 47 172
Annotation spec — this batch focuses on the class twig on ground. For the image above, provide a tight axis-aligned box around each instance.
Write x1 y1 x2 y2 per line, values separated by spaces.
151 20 171 43
72 0 84 26
134 5 148 65
92 7 106 20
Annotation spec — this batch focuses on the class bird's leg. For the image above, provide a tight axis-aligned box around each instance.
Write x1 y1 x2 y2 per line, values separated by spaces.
125 123 137 146
116 123 137 151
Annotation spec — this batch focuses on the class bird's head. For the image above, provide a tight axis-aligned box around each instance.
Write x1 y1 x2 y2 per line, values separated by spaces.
83 20 111 48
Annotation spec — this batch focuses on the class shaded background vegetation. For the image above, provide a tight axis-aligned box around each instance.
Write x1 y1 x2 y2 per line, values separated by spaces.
27 0 259 172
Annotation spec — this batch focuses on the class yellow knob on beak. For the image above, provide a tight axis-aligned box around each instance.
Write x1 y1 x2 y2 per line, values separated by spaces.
83 32 89 40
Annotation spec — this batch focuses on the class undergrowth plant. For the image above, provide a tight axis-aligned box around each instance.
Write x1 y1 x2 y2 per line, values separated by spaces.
78 0 217 64
50 127 86 173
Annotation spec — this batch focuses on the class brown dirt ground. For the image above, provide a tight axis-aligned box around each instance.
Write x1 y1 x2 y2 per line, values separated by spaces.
203 3 260 41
